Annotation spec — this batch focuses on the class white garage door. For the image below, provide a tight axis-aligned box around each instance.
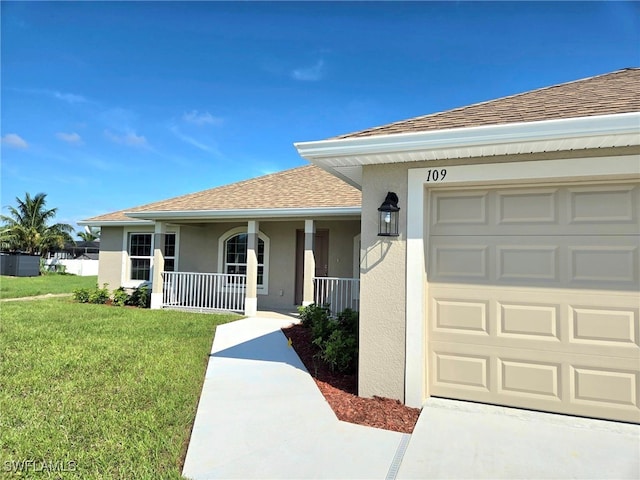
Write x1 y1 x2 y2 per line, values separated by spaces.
427 182 640 423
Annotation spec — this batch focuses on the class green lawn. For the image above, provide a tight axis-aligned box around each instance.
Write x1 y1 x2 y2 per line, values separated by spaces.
0 298 240 479
0 274 98 299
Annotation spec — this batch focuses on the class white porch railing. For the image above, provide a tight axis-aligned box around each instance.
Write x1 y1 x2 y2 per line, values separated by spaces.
162 272 246 313
313 277 360 316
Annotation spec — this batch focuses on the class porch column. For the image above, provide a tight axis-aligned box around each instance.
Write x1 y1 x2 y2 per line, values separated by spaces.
150 221 166 310
302 219 315 306
244 220 259 316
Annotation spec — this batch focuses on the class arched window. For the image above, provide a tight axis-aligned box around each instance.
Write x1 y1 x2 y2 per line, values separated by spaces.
218 227 269 293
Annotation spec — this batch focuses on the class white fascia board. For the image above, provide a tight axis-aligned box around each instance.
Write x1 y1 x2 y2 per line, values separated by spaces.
294 112 640 165
125 207 361 221
77 219 153 227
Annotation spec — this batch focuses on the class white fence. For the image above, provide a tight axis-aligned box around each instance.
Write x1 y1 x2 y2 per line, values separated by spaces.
43 258 99 276
162 272 246 313
313 277 360 316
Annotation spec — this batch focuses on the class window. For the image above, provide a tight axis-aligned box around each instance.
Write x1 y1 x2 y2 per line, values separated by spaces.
129 234 152 280
164 234 176 272
218 227 269 294
128 233 176 281
225 233 265 285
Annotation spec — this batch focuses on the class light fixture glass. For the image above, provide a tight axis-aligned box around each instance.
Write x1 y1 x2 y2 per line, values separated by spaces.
378 192 400 237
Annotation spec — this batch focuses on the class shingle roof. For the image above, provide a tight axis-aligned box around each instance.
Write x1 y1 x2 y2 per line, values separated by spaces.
337 68 640 139
84 165 362 223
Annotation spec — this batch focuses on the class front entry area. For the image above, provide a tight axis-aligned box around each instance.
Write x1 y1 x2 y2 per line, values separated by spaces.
426 181 640 423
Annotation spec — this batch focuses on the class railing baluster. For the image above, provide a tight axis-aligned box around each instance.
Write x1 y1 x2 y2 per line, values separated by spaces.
311 276 360 317
159 271 246 313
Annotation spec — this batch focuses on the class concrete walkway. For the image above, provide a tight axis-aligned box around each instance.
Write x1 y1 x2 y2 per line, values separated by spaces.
182 317 406 479
0 293 72 302
183 317 640 480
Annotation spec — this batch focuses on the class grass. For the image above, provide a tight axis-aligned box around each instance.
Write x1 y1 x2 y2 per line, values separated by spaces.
0 274 98 299
0 298 240 479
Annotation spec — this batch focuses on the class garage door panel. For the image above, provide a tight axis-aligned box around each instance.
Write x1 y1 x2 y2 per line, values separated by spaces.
497 188 558 225
432 191 488 226
499 303 560 340
498 358 561 399
497 246 559 282
430 285 640 358
568 185 637 224
434 299 489 334
430 341 640 423
569 246 637 286
429 183 639 236
430 235 638 290
571 366 637 408
433 351 490 392
432 245 489 280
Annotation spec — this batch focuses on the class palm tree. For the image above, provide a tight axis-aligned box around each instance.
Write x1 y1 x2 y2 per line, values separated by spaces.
0 192 75 257
77 226 100 242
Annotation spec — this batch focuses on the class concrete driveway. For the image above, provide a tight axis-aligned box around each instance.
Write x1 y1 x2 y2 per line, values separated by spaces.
398 397 639 479
182 316 640 479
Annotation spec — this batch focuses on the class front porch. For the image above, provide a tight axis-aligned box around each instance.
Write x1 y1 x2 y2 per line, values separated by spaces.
141 217 360 316
159 271 359 316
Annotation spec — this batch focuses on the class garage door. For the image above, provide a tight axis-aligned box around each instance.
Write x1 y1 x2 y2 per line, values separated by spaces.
427 182 640 423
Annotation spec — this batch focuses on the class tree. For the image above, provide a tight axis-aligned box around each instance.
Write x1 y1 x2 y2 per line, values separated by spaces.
0 192 75 257
77 226 100 242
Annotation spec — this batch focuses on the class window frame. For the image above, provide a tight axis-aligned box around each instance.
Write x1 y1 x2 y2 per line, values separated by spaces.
217 226 270 295
122 227 179 288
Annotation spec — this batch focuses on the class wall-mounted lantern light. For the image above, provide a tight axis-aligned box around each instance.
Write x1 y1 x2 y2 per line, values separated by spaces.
378 192 400 237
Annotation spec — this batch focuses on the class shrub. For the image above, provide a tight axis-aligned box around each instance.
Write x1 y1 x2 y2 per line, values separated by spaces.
297 303 330 328
112 287 130 307
126 284 150 308
88 283 110 304
336 308 358 336
72 287 91 303
298 304 359 374
319 328 358 373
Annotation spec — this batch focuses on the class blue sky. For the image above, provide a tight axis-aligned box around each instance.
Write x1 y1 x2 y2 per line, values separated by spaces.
2 1 639 233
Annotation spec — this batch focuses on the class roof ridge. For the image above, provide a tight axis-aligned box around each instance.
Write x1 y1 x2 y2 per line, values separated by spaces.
336 68 640 138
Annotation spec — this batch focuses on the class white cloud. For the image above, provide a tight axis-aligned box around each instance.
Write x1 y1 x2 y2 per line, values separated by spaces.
292 59 325 81
56 132 83 145
169 125 222 157
53 91 87 104
183 110 223 126
1 133 28 149
104 130 148 147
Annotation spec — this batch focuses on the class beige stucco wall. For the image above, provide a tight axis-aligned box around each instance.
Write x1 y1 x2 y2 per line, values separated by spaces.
358 165 409 401
97 226 124 289
357 145 640 403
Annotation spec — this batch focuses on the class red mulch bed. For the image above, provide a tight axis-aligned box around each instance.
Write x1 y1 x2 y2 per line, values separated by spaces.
282 323 420 434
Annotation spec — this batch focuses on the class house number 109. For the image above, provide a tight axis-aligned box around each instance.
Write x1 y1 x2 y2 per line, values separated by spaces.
426 169 447 182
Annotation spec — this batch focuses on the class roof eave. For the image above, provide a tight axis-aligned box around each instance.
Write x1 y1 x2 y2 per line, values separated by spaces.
77 219 153 227
295 112 640 187
125 207 362 221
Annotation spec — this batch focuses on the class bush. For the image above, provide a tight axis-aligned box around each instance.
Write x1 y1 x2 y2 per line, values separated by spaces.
88 284 110 304
297 303 330 328
298 304 359 373
72 287 91 303
336 308 358 336
112 287 130 307
126 284 150 308
319 328 358 373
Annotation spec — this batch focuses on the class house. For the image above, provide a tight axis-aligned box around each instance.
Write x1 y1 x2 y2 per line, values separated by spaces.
80 165 362 315
83 68 639 424
295 68 640 424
